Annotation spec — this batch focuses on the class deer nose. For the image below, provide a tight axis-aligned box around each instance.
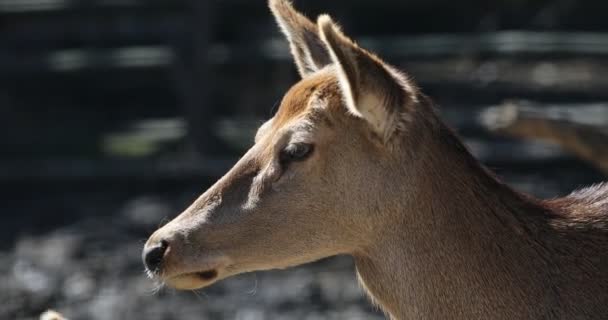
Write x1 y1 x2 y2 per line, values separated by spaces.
142 239 169 273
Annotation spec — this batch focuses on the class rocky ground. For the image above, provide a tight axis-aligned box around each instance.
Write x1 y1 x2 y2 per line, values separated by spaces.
1 184 383 320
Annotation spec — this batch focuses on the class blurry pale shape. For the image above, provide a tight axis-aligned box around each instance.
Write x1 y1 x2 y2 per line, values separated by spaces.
465 138 564 160
484 101 608 127
235 309 266 320
48 46 174 72
215 118 262 150
40 310 67 320
341 306 373 320
263 38 291 60
360 32 608 58
16 233 81 268
63 272 95 300
475 62 498 85
532 63 558 86
318 270 362 301
480 103 519 131
495 32 532 53
133 118 187 135
488 32 608 54
102 118 186 157
48 50 88 72
111 46 174 68
541 104 608 126
89 287 125 320
13 259 52 293
122 196 171 228
0 0 66 12
0 0 141 12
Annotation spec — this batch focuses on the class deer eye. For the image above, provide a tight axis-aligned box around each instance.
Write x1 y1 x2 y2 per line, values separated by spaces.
280 143 314 164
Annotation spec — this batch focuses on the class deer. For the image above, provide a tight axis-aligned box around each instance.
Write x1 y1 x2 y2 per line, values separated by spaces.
143 1 608 319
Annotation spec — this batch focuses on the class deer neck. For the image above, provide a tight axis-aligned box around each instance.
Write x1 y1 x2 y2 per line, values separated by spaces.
353 123 553 319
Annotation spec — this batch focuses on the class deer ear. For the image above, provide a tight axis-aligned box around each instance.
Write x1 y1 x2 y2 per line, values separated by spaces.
318 15 415 142
269 0 331 77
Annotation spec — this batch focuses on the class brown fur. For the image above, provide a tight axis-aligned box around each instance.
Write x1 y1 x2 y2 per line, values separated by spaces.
144 1 608 319
272 71 339 130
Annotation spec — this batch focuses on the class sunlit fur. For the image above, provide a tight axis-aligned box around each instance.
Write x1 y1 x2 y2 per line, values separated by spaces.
144 1 608 319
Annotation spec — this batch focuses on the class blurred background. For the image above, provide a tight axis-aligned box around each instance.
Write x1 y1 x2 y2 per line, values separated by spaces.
2 0 608 319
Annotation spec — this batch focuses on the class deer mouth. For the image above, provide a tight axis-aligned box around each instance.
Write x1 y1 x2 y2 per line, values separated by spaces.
163 269 221 290
194 269 219 281
162 260 230 290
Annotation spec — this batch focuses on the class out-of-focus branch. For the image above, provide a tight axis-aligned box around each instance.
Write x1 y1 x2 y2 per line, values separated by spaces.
481 101 608 174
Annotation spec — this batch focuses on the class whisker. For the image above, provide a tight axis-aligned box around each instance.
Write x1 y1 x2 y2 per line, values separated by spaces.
190 289 209 301
247 273 258 296
142 268 166 296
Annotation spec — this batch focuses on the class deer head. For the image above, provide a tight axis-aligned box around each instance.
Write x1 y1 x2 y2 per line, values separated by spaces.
143 0 434 290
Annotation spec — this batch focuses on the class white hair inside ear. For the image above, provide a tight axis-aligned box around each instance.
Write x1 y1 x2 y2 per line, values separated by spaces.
317 14 414 142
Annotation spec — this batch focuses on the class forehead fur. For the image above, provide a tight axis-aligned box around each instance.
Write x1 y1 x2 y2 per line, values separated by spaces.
273 69 343 130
